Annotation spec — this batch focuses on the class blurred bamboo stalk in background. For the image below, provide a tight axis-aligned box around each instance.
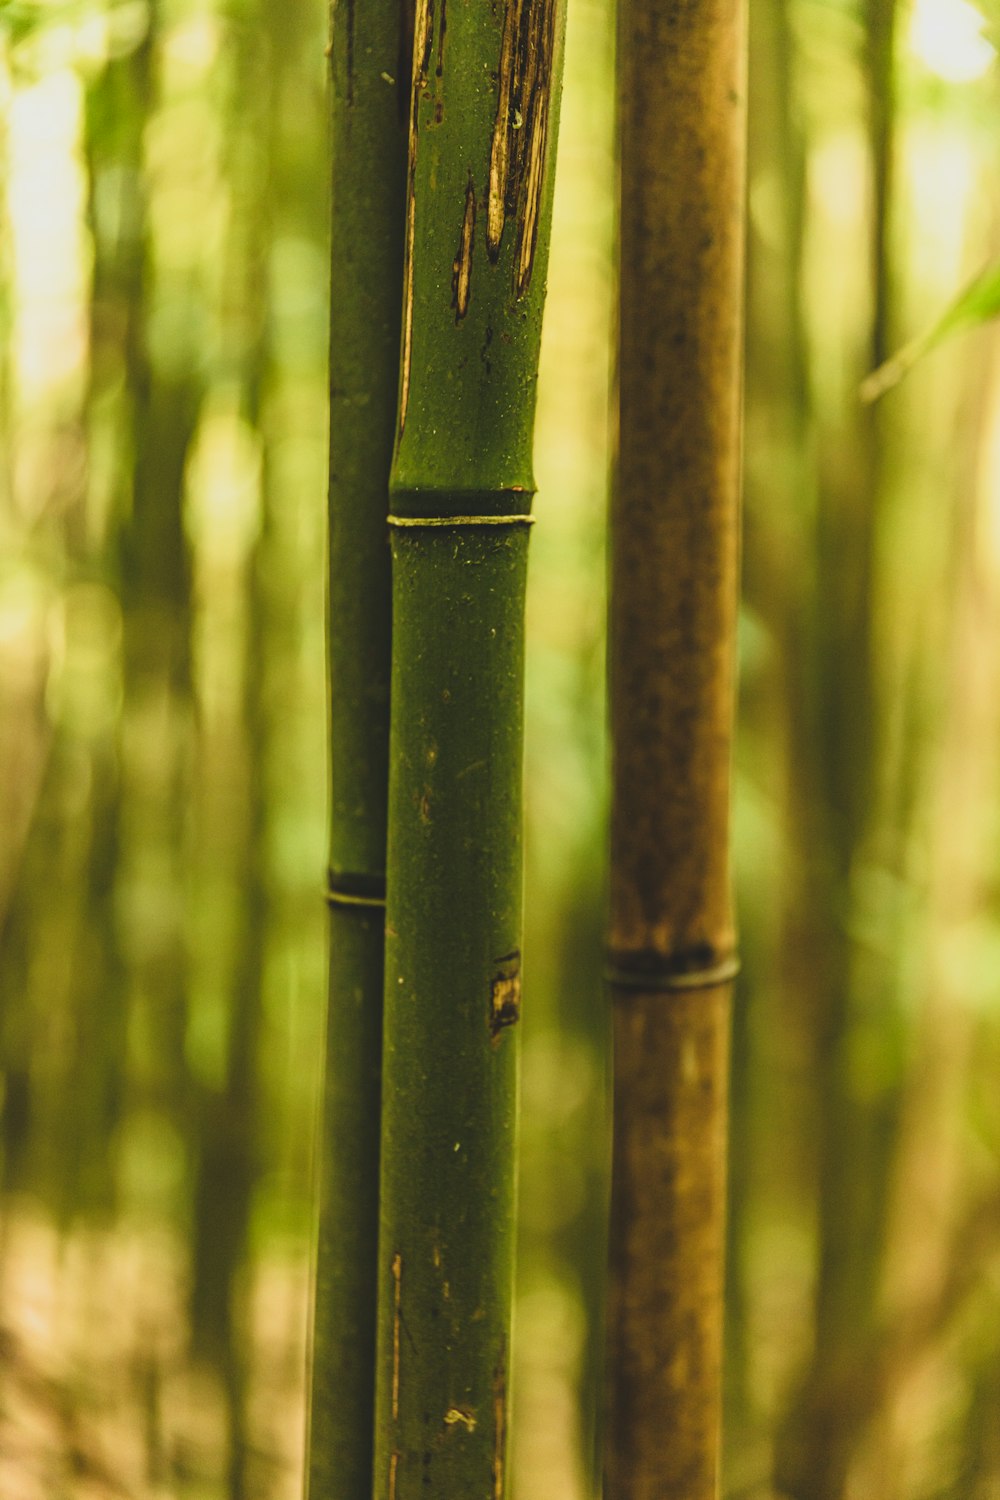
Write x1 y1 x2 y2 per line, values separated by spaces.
605 0 746 1493
305 0 407 1488
371 0 565 1491
774 0 904 1491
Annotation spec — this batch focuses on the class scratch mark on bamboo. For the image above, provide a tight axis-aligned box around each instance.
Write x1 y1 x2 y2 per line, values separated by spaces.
392 1251 403 1421
444 1406 477 1431
451 173 477 321
400 0 434 431
486 0 558 295
492 1338 507 1500
389 1451 399 1500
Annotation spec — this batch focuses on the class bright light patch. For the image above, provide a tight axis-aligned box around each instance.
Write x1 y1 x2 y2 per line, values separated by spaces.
909 0 996 83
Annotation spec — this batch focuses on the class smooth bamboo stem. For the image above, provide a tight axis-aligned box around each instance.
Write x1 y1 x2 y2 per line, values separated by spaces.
606 0 746 1493
306 0 406 1487
376 517 529 1500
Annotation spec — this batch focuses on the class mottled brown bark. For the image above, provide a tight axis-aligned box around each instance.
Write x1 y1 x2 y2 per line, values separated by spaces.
610 0 744 964
606 988 731 1500
606 0 745 1491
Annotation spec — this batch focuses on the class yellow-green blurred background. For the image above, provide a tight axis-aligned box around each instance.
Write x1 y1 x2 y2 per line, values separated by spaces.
1 0 1000 1495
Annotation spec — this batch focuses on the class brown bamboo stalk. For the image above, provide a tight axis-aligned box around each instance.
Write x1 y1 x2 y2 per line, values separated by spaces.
605 0 746 1494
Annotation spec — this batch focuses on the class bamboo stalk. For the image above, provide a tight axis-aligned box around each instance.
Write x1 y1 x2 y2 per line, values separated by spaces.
605 0 746 1495
306 0 407 1489
775 1 904 1492
371 2 565 1494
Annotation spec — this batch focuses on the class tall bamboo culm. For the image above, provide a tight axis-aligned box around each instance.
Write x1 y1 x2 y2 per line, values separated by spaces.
371 1 565 1495
605 0 746 1495
306 0 407 1489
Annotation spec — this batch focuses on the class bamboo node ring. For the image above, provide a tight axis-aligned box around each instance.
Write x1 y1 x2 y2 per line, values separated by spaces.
387 514 536 527
604 953 740 992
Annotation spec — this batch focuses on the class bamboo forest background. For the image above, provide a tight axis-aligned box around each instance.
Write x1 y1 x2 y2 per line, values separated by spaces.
1 0 999 1495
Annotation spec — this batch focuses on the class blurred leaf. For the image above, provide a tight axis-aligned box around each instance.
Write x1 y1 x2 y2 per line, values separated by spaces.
972 0 1000 44
862 255 1000 400
0 0 144 49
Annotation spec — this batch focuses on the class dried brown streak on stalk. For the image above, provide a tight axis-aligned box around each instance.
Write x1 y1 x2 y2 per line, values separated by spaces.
486 0 557 295
487 1 517 256
392 1251 402 1421
492 1339 507 1500
451 175 476 321
400 0 434 431
389 1451 399 1500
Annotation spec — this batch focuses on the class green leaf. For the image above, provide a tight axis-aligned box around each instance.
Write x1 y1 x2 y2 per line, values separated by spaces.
861 256 1000 402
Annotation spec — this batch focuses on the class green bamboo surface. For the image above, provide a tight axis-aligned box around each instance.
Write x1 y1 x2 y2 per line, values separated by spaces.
307 0 407 1487
373 0 566 1492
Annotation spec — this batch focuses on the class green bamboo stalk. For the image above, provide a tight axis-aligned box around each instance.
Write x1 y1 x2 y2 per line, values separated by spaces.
371 2 566 1495
306 0 407 1490
605 0 746 1495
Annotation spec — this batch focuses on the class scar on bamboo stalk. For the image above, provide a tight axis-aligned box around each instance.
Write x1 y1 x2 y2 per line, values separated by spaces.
487 0 558 292
452 175 476 321
391 1252 402 1421
399 0 435 431
490 950 521 1042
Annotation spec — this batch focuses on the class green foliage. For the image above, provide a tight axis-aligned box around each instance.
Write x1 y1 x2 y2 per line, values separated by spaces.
863 254 1000 399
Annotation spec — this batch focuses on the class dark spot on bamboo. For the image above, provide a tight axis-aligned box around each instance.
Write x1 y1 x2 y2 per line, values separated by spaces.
344 0 355 105
489 950 521 1041
451 175 477 322
436 0 447 78
492 1338 507 1500
486 0 559 295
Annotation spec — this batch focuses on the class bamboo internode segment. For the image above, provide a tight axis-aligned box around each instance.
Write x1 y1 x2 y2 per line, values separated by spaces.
607 987 731 1500
610 0 745 966
390 0 565 504
325 0 405 890
375 523 529 1500
310 905 386 1499
606 0 746 1491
